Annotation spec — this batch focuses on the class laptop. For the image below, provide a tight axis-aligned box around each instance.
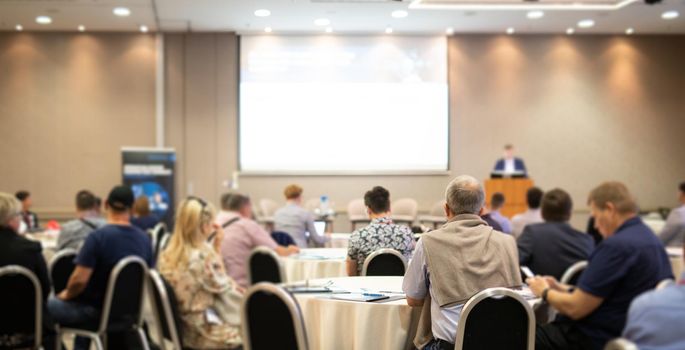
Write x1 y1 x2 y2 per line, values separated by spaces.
314 220 327 234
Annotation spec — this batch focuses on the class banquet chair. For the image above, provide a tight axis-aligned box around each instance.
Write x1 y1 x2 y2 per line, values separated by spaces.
242 282 309 350
148 270 185 350
560 260 588 285
150 223 168 263
361 249 407 276
656 278 675 290
454 288 535 350
49 248 78 295
418 201 447 229
390 198 418 226
248 246 286 285
347 199 369 231
604 338 639 350
0 265 43 350
56 256 150 350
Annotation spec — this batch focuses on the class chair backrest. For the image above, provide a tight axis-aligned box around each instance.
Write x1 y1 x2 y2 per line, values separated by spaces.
248 246 286 285
49 248 78 295
361 248 407 276
560 260 588 285
259 199 279 218
272 231 297 247
151 223 168 262
656 278 675 290
429 201 445 216
99 256 149 332
347 199 367 221
391 198 418 223
242 282 308 350
0 265 42 349
455 288 535 350
148 270 183 349
604 338 639 350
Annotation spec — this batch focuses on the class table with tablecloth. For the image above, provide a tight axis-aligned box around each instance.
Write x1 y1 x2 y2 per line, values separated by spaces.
325 233 351 248
283 248 349 282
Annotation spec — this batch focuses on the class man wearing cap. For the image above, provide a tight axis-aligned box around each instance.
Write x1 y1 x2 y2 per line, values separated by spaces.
48 185 154 350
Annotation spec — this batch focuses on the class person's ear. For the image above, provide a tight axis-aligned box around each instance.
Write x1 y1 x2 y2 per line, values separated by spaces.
478 206 485 216
443 203 450 217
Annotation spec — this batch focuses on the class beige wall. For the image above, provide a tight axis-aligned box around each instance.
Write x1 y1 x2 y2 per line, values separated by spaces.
0 33 156 219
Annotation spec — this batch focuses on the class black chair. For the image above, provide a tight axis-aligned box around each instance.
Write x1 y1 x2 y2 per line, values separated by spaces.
241 282 308 350
56 256 150 350
150 223 168 263
604 338 639 350
455 288 535 350
248 247 286 285
148 270 184 350
49 248 77 295
560 260 588 286
361 248 407 276
0 265 43 350
271 231 296 247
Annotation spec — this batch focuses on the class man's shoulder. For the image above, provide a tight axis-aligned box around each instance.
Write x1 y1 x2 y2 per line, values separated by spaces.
631 285 685 314
5 234 42 254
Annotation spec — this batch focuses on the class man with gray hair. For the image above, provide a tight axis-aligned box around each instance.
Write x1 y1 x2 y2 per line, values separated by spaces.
402 175 522 350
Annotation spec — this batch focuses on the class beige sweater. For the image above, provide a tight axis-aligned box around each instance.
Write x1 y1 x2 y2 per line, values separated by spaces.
413 214 522 348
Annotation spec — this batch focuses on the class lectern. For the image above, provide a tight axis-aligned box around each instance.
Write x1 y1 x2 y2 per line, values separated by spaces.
484 178 534 218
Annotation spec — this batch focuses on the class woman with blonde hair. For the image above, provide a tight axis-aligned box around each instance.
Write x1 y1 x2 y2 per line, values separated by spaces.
158 197 242 349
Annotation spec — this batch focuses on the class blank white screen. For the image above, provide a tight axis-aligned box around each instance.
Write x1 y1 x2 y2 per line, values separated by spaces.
239 35 448 173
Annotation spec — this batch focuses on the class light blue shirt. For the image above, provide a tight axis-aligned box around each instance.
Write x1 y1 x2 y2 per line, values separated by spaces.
273 203 328 248
490 210 512 234
622 274 685 350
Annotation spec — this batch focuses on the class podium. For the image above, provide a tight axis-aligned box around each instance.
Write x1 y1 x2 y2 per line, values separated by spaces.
484 178 534 218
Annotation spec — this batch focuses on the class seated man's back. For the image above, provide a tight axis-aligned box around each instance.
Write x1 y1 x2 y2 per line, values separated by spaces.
58 217 106 251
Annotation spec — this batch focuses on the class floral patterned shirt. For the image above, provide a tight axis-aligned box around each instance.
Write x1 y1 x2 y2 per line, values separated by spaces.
347 217 416 275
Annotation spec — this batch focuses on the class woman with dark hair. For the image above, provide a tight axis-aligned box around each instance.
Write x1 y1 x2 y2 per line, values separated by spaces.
346 186 415 276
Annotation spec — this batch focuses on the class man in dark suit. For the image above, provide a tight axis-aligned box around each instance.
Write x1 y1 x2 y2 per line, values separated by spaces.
15 190 40 232
493 144 527 177
517 188 594 280
0 192 57 350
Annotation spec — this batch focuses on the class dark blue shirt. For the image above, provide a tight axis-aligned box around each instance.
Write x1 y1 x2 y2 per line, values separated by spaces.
75 224 153 307
130 215 160 232
573 217 673 350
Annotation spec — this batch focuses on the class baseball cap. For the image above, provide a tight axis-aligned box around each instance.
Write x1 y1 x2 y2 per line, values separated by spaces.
106 185 134 211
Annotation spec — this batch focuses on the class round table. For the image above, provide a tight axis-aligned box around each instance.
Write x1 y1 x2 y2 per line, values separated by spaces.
283 248 348 282
25 230 59 262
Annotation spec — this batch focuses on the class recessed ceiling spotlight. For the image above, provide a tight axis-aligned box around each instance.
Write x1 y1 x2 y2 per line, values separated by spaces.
527 11 544 19
78 25 85 32
325 27 333 33
113 7 131 17
577 19 595 28
506 27 515 35
314 18 330 26
661 11 679 20
36 16 52 24
566 27 575 35
391 10 408 18
15 24 23 31
385 27 393 34
264 26 272 33
446 27 454 35
625 27 634 35
139 25 148 33
254 9 271 17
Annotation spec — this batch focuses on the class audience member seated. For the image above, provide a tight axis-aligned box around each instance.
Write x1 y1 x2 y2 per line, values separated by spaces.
48 185 154 350
622 239 685 350
273 184 329 248
216 193 299 288
159 196 243 349
527 182 673 350
488 192 512 234
657 181 685 247
346 186 415 276
517 188 594 280
403 175 522 350
0 192 57 350
511 187 544 238
57 190 106 251
130 195 160 231
15 190 39 232
480 210 504 231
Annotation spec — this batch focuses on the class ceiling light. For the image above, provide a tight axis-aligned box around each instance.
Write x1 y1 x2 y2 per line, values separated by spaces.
577 19 595 28
385 27 393 34
140 25 148 33
15 24 23 31
527 11 544 19
254 9 271 17
566 27 575 35
113 7 131 17
661 11 679 20
325 27 333 33
446 27 454 35
36 16 52 24
78 25 85 32
314 18 330 26
391 10 409 18
264 27 272 33
625 27 634 35
506 27 515 35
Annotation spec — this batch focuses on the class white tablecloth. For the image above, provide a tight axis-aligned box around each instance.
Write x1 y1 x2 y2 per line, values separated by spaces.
284 248 348 282
25 230 59 262
667 247 683 278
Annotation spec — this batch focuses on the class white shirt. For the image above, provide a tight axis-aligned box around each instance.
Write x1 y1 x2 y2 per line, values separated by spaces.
402 239 463 342
504 158 516 174
511 209 543 239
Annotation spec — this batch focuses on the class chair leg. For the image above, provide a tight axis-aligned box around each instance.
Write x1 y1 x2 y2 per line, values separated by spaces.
137 327 151 350
92 335 105 350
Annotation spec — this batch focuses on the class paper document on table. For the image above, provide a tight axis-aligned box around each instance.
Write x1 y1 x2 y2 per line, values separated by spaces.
331 294 390 302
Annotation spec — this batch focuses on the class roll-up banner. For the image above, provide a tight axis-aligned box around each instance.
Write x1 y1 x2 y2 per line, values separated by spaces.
121 147 176 229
